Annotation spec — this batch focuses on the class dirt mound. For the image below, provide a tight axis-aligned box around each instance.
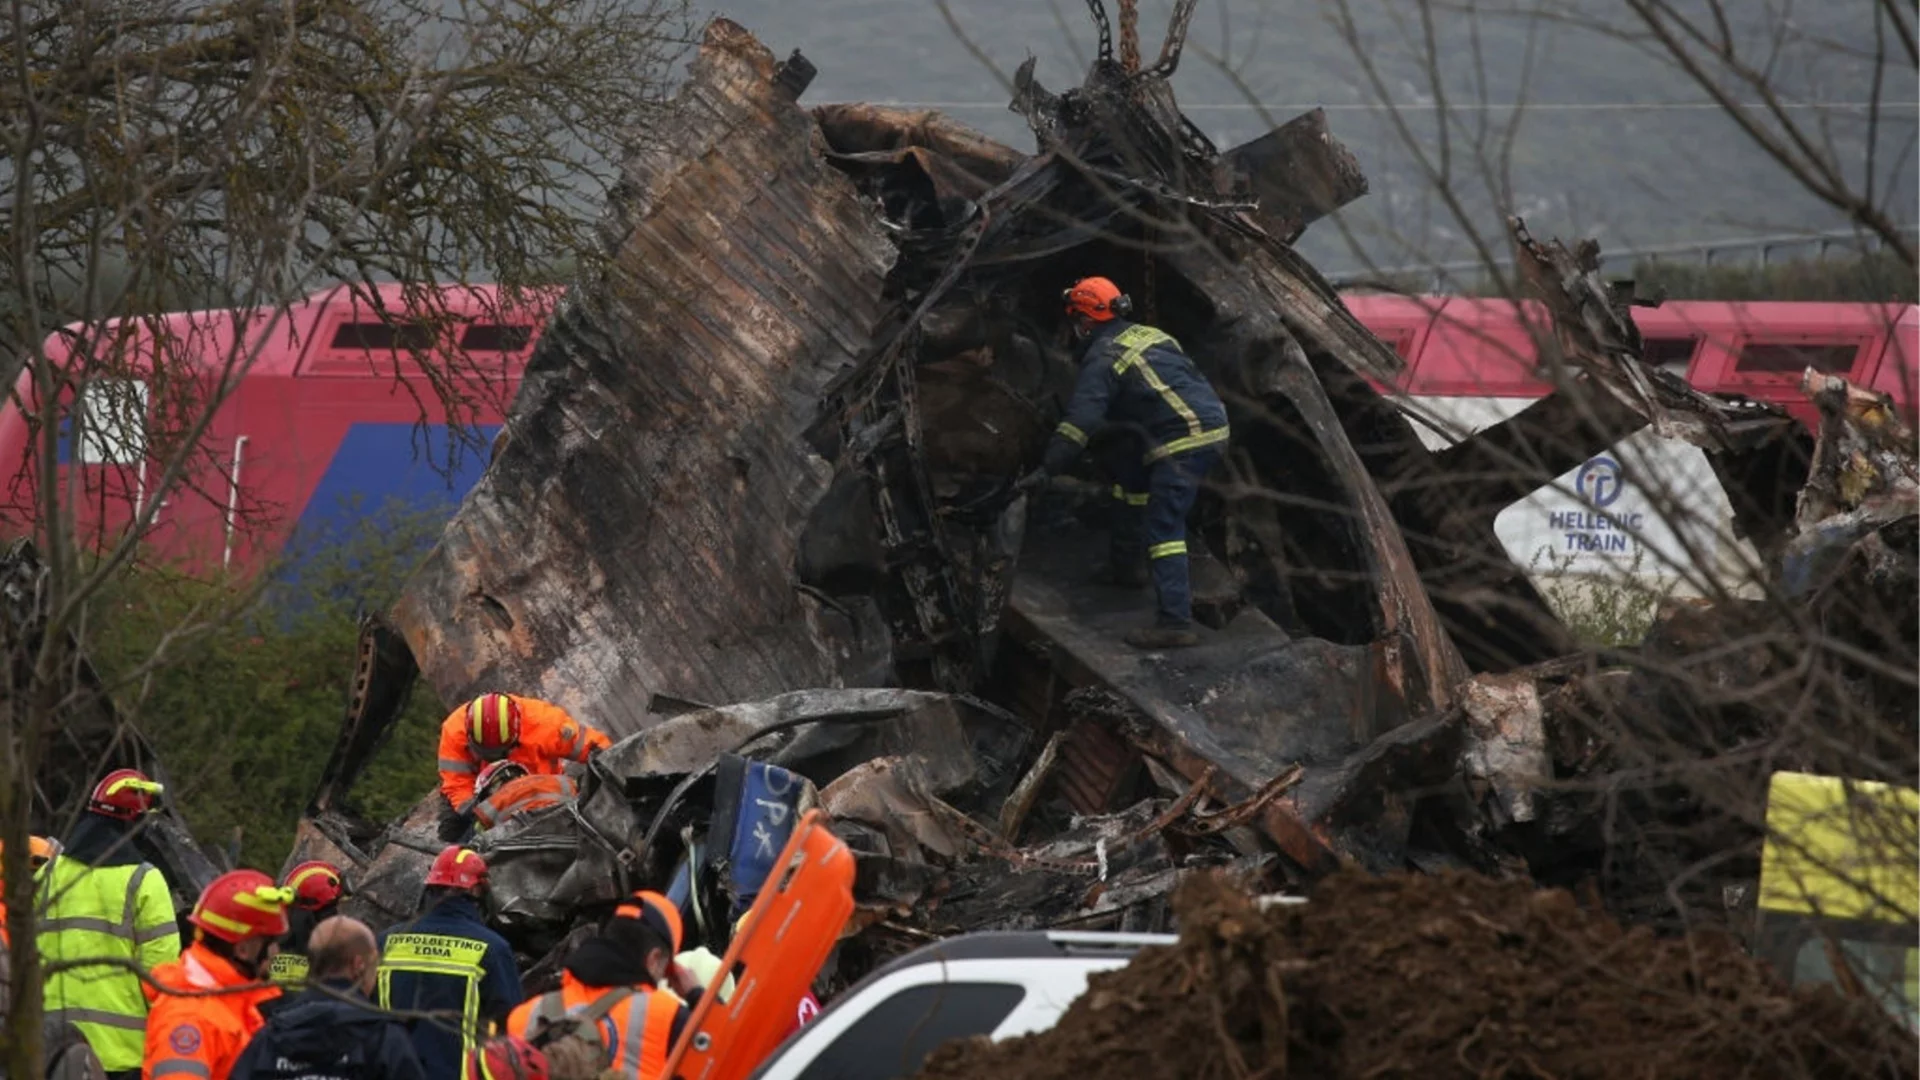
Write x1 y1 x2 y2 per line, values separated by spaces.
913 870 1916 1080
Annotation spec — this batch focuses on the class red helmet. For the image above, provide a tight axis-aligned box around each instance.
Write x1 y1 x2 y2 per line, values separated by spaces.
614 889 683 953
465 694 522 758
1062 277 1129 323
282 861 349 911
88 769 163 821
475 759 530 798
470 1036 548 1080
190 870 293 943
425 846 488 891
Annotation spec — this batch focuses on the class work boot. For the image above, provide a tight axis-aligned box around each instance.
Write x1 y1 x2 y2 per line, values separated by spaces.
1124 622 1200 650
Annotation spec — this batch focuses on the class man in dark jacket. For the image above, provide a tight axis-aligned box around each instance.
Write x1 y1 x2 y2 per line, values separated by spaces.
1026 276 1230 649
377 849 521 1080
232 917 422 1080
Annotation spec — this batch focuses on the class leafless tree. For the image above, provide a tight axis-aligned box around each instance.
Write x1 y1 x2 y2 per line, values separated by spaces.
0 0 688 1072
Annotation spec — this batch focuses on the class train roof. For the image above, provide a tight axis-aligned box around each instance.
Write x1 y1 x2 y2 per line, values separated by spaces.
1341 292 1917 337
38 282 563 379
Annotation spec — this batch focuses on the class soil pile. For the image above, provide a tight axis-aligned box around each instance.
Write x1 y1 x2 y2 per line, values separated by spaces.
913 870 1916 1080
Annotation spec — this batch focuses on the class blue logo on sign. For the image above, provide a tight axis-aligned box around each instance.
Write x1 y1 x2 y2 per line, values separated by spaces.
1575 456 1624 509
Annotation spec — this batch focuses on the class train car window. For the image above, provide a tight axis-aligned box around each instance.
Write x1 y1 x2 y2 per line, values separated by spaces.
330 322 437 351
1734 342 1860 375
74 378 149 466
1642 336 1700 375
459 324 534 352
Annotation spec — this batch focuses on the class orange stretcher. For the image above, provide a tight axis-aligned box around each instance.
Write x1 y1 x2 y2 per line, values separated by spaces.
664 808 855 1080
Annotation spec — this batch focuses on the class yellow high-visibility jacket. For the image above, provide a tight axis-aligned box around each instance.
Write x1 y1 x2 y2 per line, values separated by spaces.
38 853 180 1072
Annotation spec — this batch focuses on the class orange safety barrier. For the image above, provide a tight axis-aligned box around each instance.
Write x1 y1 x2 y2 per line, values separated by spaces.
663 809 855 1080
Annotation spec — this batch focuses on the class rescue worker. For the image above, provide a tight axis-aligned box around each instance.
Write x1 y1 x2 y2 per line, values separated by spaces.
377 847 521 1080
1022 277 1229 649
41 770 180 1080
466 1037 547 1080
436 694 609 813
468 762 578 832
231 916 423 1080
142 870 291 1080
268 862 350 988
504 893 694 1080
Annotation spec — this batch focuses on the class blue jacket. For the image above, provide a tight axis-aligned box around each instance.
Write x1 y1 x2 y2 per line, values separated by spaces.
231 980 424 1080
1043 319 1229 474
376 898 522 1080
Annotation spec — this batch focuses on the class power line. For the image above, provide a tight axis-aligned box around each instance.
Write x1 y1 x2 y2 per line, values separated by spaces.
847 99 1920 113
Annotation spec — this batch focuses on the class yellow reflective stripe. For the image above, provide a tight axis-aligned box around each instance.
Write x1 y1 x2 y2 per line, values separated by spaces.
1127 356 1201 437
195 909 252 936
269 952 310 986
1056 422 1087 446
1149 541 1188 559
1144 426 1229 462
1109 485 1149 507
382 933 489 970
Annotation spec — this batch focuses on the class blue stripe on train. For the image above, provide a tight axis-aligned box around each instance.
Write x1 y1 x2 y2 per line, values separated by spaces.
273 422 499 598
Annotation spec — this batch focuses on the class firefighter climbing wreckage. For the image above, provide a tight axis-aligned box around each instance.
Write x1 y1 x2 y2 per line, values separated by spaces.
1020 277 1230 650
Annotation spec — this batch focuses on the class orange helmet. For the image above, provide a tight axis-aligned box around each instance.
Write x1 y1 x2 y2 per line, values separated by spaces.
190 870 293 943
465 694 522 758
88 769 163 821
475 760 530 798
0 837 58 874
282 861 349 911
470 1036 548 1080
1062 277 1130 322
614 889 683 953
425 846 488 891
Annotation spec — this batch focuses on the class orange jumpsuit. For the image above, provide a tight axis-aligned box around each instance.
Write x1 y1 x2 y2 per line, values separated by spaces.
438 695 610 808
505 971 681 1080
475 774 579 829
144 943 279 1080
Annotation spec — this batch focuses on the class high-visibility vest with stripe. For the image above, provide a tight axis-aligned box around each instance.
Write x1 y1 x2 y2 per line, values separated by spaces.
378 932 490 1071
267 951 309 988
506 978 680 1080
38 855 180 1072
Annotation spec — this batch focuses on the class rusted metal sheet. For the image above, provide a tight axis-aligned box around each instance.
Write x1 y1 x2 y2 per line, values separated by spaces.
391 20 897 731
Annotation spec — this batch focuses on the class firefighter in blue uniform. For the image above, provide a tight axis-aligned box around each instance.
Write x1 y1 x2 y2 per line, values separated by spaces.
1022 276 1229 649
377 847 522 1080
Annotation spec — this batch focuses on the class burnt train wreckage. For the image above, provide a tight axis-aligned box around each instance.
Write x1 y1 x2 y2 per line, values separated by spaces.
243 5 1914 975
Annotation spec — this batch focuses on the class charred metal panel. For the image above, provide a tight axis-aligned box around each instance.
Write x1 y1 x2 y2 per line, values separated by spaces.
392 20 897 731
1220 108 1369 243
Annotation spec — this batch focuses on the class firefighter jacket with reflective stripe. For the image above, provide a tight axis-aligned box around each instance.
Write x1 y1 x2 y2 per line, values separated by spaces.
504 973 684 1080
1043 320 1229 474
474 774 578 831
377 898 522 1080
143 942 279 1080
39 853 181 1071
436 696 610 809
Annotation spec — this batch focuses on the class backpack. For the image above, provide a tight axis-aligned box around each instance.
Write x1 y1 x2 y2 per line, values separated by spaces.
525 988 635 1080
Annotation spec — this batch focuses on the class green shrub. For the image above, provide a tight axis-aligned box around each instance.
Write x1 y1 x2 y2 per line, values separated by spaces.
1531 547 1670 648
84 499 451 871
